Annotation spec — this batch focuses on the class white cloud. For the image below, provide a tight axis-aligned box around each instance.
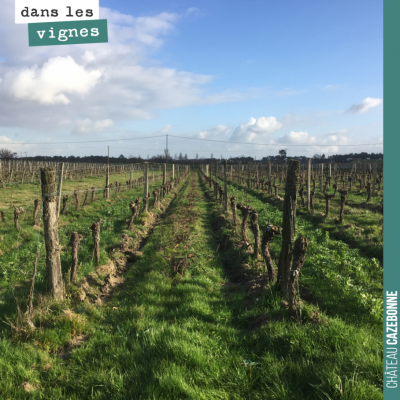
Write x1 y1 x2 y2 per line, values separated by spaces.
277 131 316 144
0 0 241 134
3 56 101 105
346 97 382 114
159 124 172 133
230 117 283 142
72 118 114 134
274 129 354 155
190 124 231 140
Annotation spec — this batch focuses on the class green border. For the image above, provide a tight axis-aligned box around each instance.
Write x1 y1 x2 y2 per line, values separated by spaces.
384 1 399 399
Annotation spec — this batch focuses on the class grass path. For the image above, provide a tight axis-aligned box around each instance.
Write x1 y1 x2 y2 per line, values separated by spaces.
0 171 383 399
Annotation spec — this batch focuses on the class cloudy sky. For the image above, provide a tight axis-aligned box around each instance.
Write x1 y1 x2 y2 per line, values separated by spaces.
0 0 382 159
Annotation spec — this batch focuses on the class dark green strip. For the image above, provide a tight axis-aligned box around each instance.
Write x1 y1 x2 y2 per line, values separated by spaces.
384 1 399 398
28 19 108 46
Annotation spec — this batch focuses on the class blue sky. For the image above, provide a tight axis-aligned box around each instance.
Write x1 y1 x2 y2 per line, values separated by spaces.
0 0 382 158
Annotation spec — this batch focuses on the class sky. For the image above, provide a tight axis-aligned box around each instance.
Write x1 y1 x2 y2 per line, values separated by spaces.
0 0 383 159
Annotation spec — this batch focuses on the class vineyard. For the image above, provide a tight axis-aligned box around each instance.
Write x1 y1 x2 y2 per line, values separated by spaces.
0 159 383 399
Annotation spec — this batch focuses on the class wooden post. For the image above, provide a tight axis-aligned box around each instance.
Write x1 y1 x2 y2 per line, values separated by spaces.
70 232 84 282
41 167 64 300
307 158 311 211
320 164 324 193
224 160 228 211
268 161 271 186
144 162 149 212
277 159 300 296
57 163 64 218
90 219 102 265
106 147 110 199
106 166 110 199
163 163 166 184
172 164 175 180
372 160 377 196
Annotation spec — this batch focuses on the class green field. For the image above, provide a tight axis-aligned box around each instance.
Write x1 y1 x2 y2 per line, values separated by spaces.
0 169 383 399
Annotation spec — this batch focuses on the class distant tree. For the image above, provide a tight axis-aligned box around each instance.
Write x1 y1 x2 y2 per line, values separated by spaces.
278 149 287 159
196 153 199 160
0 148 18 159
118 154 126 159
184 153 188 160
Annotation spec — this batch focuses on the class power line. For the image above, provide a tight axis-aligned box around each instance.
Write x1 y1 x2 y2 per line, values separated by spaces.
0 135 166 146
0 133 383 147
168 134 382 147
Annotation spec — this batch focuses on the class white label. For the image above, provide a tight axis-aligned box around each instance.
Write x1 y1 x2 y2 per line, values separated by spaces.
15 0 99 24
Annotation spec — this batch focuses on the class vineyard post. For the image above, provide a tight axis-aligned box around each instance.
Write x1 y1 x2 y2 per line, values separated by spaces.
163 163 166 184
247 163 251 188
57 163 64 218
372 160 377 196
277 159 300 296
268 161 271 187
172 164 175 180
320 163 324 193
41 167 64 301
130 169 133 186
223 160 228 211
106 146 110 199
106 165 110 199
363 161 366 188
144 162 149 212
307 158 311 210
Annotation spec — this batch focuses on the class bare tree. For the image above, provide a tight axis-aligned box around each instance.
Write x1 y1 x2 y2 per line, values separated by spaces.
0 148 18 159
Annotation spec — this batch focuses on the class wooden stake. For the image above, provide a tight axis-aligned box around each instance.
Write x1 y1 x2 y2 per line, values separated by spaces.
41 167 64 300
144 162 149 212
306 158 311 211
57 163 64 218
277 159 300 296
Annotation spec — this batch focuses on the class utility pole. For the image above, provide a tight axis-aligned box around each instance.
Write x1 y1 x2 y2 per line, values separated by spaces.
166 134 168 163
106 146 110 199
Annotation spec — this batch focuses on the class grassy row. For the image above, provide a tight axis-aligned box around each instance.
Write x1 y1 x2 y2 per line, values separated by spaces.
0 170 382 398
216 174 383 262
199 171 383 398
0 173 186 321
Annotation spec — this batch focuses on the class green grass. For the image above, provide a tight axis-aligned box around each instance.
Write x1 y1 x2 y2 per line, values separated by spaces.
0 171 382 399
0 169 162 212
219 175 383 262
